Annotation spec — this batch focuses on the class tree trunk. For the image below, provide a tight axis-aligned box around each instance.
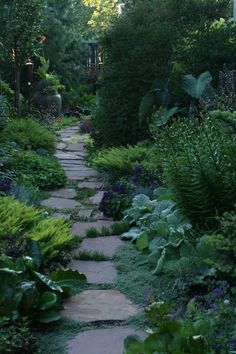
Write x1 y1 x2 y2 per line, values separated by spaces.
15 60 21 118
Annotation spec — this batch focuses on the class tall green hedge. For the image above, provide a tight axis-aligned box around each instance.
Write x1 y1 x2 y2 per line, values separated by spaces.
93 0 231 147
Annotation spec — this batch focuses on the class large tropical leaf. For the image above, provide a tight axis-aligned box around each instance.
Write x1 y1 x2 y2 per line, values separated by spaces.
50 269 87 295
38 292 57 310
182 71 212 99
151 106 179 128
36 309 61 324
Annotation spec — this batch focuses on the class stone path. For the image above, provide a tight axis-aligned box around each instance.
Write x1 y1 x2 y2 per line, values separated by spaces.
40 126 143 354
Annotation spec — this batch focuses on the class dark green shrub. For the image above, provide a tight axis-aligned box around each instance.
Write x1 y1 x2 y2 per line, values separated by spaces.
0 118 56 153
93 0 230 146
0 95 10 129
6 150 66 190
155 116 236 224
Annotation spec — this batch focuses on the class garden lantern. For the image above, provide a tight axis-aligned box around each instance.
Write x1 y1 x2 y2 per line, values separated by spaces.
25 58 34 84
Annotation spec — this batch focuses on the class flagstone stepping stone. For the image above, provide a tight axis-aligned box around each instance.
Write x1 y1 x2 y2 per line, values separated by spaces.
69 261 117 284
65 143 85 152
77 181 103 190
67 327 146 354
78 236 124 257
63 290 139 322
65 169 98 180
63 166 91 172
77 209 93 218
56 142 67 150
50 188 77 199
89 191 105 205
41 197 81 210
55 152 80 160
93 211 113 221
60 159 86 165
51 213 70 220
72 220 115 238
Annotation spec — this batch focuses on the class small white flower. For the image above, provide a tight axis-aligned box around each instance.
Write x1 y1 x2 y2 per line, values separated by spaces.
223 299 230 305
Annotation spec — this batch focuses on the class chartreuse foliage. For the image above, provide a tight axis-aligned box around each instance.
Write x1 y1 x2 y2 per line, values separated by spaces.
0 197 74 262
0 251 86 324
124 301 212 354
0 196 42 236
0 118 56 153
26 219 75 260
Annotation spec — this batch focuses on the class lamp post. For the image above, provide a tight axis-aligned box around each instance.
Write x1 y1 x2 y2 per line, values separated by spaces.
234 0 236 21
25 58 34 109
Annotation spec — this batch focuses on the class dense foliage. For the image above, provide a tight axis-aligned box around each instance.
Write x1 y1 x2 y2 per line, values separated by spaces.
93 0 232 146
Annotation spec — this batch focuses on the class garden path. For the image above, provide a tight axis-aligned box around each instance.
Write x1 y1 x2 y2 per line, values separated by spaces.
40 126 143 354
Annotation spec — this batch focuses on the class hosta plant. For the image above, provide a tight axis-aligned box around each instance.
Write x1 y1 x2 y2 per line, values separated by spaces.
0 250 86 324
124 301 212 354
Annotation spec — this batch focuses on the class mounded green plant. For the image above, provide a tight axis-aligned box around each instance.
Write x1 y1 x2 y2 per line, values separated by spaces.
124 301 212 354
92 142 160 180
0 118 56 153
0 197 75 264
0 196 42 237
26 218 75 261
6 150 66 190
0 252 86 324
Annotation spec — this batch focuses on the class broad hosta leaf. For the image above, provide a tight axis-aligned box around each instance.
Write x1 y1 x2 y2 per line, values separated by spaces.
121 228 145 242
166 210 192 234
149 221 169 237
123 335 144 354
182 71 212 99
153 200 175 217
36 309 61 323
33 272 63 293
136 232 149 251
38 292 57 310
18 281 39 313
51 269 87 295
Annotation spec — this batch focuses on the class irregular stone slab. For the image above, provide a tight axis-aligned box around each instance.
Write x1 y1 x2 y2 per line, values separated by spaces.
93 211 113 221
67 327 146 354
77 209 93 218
69 261 117 284
59 159 85 165
55 152 80 160
77 181 103 190
72 220 115 238
89 191 105 205
65 142 85 152
41 197 81 210
51 213 71 220
50 188 77 199
66 169 98 180
78 236 124 257
63 290 139 322
63 166 91 172
56 142 67 150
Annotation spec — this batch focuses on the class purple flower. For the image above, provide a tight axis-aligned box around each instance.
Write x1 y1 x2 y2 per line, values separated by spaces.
112 183 126 194
0 178 11 192
213 287 222 297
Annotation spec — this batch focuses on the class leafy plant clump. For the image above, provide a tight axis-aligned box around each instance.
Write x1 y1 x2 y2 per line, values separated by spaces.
153 116 236 224
6 150 66 190
0 196 74 265
0 253 86 324
0 118 56 153
0 317 36 354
